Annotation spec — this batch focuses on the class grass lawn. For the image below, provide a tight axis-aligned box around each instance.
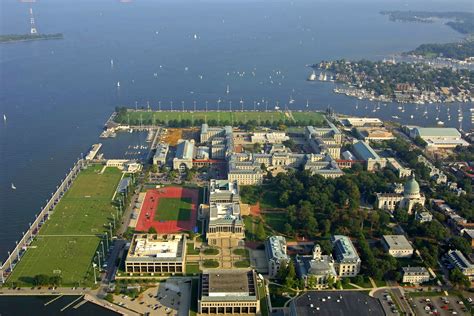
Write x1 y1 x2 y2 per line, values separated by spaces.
244 216 258 241
116 110 287 125
202 259 219 268
185 264 201 275
154 197 192 221
115 109 327 127
187 243 200 255
258 282 269 316
8 165 122 287
234 260 250 268
263 213 288 234
232 248 249 257
203 248 219 255
291 111 325 125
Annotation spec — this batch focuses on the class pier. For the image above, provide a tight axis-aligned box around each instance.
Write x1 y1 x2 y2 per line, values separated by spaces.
0 159 87 284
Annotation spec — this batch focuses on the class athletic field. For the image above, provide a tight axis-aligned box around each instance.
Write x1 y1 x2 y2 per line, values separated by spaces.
8 165 123 287
115 110 325 126
136 187 198 233
154 198 192 221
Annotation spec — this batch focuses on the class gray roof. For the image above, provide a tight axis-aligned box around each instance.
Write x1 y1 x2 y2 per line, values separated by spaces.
176 140 194 159
414 127 461 138
331 235 360 263
291 291 385 316
402 266 429 275
200 270 258 302
382 235 413 251
265 236 289 262
352 140 380 161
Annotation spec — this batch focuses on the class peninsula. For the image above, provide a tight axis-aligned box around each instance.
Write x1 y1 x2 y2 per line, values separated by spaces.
380 11 474 34
0 33 63 44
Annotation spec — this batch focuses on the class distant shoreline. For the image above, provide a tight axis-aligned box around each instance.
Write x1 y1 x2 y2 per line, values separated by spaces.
0 33 63 44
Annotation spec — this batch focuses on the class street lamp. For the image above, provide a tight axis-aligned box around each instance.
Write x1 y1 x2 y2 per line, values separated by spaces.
8 251 12 273
101 241 105 259
15 241 19 262
96 251 101 268
92 263 97 285
111 213 116 229
109 223 113 239
104 233 109 250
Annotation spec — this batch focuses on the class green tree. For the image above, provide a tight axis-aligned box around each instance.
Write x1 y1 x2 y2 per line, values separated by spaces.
449 268 470 289
148 227 157 234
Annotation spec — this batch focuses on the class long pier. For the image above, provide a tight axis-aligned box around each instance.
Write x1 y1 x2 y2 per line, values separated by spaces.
0 158 87 284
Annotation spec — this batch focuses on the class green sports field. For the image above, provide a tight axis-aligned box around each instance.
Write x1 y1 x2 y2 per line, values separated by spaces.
114 110 326 126
154 198 192 221
8 165 123 287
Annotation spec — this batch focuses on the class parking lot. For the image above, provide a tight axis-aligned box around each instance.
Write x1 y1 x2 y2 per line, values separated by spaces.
408 295 470 316
112 279 191 315
373 288 403 315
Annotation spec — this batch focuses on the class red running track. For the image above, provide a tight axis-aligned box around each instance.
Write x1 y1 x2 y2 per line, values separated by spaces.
135 187 198 233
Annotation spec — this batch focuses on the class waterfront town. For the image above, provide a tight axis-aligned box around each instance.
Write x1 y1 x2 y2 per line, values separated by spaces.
311 59 474 104
1 108 474 315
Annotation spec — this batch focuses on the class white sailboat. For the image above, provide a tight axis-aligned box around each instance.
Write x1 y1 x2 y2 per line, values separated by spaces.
3 114 6 123
117 81 120 88
226 85 230 94
306 100 309 108
307 70 317 81
110 59 114 68
11 183 16 190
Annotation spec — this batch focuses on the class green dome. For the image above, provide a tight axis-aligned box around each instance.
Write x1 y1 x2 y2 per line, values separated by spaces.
404 176 420 196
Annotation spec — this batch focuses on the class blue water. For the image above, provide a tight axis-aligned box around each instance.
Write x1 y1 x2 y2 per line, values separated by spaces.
0 0 473 262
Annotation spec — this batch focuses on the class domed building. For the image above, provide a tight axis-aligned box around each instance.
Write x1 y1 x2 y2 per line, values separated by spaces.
376 174 425 214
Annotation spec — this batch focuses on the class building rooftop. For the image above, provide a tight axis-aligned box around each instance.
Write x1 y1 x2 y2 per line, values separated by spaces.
402 266 429 275
116 177 131 194
200 270 258 302
209 179 239 197
352 140 380 161
175 140 194 160
291 291 384 316
126 234 186 262
446 250 474 271
382 235 413 251
331 235 360 263
414 127 461 138
154 143 169 158
209 203 241 223
266 236 289 262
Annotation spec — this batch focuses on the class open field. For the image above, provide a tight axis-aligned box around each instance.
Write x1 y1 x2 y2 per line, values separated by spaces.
154 197 192 221
115 110 326 126
8 165 122 286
